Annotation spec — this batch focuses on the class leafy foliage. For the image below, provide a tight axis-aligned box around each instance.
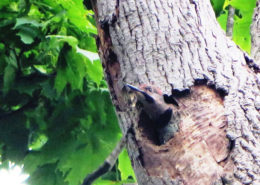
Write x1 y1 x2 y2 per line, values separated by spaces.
211 0 225 17
118 149 136 182
0 0 133 185
211 0 257 53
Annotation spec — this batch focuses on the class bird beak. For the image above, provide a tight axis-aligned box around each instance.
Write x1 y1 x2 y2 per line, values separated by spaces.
126 84 143 93
125 84 154 103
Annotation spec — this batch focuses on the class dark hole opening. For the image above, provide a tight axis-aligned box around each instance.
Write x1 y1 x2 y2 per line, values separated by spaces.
228 139 235 151
138 111 161 145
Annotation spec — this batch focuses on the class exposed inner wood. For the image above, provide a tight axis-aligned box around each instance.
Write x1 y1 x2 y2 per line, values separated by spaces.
135 85 232 185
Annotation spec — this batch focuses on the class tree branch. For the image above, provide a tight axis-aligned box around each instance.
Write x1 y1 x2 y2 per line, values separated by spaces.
82 135 127 185
226 5 235 38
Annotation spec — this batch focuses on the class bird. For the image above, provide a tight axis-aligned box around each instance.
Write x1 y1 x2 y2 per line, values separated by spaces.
126 84 180 145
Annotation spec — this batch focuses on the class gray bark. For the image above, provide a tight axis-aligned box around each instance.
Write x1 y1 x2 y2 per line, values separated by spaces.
92 0 260 184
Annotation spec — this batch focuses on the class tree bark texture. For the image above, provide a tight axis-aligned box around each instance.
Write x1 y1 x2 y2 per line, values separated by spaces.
251 1 260 65
91 0 260 184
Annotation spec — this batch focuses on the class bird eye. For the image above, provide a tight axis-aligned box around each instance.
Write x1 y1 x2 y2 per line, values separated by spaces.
145 86 153 92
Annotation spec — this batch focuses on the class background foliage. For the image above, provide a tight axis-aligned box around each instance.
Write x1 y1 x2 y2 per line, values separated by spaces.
211 0 257 53
0 0 135 185
0 0 257 185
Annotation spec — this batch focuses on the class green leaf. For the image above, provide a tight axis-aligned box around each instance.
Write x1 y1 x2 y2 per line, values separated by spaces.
93 179 124 185
0 0 10 9
58 0 94 33
16 25 40 44
230 0 257 53
29 134 48 151
76 47 103 85
46 35 78 49
54 49 87 94
0 43 5 52
14 17 41 29
40 80 57 100
26 164 68 185
3 64 16 95
118 149 136 181
17 31 34 44
76 47 99 63
85 59 103 85
217 10 228 31
85 14 98 35
13 17 42 44
54 68 67 95
229 0 256 11
66 51 86 91
5 50 18 68
210 0 225 17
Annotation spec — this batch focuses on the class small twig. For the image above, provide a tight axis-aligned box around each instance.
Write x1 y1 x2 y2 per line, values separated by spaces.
226 5 235 38
82 135 127 185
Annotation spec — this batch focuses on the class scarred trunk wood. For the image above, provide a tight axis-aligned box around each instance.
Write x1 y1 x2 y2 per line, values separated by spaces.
91 0 260 184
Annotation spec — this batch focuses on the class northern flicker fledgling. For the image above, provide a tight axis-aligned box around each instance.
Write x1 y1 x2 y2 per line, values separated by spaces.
126 84 180 145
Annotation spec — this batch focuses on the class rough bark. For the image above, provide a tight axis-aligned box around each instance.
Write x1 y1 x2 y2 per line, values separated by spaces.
251 1 260 65
91 0 260 184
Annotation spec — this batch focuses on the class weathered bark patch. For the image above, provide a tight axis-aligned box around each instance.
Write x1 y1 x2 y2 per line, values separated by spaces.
135 85 233 185
93 7 126 111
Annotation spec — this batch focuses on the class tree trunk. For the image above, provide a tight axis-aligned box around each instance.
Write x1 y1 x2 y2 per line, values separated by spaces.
91 0 260 184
